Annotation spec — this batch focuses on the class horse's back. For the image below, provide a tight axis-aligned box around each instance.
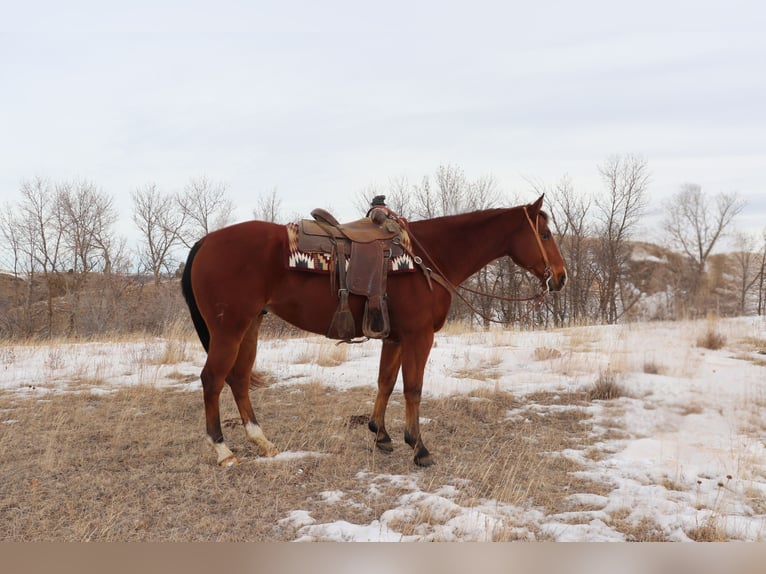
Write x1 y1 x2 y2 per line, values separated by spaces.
196 220 284 264
203 219 283 245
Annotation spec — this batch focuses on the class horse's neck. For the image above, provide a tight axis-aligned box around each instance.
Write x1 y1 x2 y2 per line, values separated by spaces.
409 208 522 285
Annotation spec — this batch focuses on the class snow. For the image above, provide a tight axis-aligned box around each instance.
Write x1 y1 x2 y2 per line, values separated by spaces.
1 316 765 541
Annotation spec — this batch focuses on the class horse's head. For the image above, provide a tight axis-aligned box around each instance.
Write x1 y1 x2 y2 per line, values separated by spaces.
509 195 567 293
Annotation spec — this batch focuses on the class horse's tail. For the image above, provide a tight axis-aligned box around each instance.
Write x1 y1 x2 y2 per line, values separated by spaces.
181 239 211 353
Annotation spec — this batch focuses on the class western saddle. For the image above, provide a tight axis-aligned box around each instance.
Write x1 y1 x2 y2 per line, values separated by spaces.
296 196 405 341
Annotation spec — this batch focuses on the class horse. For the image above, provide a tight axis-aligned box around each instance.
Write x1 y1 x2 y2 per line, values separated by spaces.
181 195 567 467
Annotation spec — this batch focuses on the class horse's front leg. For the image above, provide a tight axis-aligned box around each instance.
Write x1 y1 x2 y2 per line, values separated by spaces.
401 331 435 467
369 340 402 452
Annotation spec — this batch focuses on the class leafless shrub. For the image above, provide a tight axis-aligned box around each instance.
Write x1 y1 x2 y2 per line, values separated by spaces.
642 360 663 375
697 328 726 350
586 370 628 401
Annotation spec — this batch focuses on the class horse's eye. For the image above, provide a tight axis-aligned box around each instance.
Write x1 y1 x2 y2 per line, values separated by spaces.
541 231 551 240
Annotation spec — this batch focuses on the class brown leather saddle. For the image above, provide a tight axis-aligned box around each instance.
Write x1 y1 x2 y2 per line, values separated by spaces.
295 198 405 341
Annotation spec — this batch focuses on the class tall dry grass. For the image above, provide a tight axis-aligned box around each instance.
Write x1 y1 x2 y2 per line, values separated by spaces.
696 313 727 350
4 316 761 541
0 380 610 541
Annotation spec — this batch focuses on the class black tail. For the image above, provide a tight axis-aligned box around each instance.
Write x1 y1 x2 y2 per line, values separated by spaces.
181 240 210 353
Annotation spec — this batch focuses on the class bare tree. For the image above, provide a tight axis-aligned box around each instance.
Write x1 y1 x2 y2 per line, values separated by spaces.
0 201 32 336
384 176 415 218
593 154 650 324
18 176 62 276
730 231 761 315
353 184 384 217
408 164 502 220
468 174 502 211
408 164 509 324
0 202 23 276
253 187 284 223
133 183 186 285
178 176 234 245
411 175 437 220
53 180 121 334
662 184 745 311
353 177 415 219
0 178 130 337
757 228 766 315
546 176 596 325
55 180 118 274
16 177 64 335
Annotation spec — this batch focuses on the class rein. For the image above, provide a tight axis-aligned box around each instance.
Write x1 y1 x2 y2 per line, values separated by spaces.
389 207 552 325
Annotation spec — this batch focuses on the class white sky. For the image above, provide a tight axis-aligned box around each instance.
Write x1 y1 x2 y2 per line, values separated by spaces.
1 0 765 240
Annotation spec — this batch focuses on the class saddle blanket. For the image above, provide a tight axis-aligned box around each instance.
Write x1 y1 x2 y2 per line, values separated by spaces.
285 222 416 273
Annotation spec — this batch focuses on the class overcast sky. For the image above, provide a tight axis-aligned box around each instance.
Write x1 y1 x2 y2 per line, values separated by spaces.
1 0 764 242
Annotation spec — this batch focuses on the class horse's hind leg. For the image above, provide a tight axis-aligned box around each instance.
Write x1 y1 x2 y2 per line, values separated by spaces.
201 334 241 467
227 313 278 458
369 340 402 452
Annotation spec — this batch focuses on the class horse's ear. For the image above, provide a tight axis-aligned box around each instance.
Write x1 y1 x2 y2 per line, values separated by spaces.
529 194 545 216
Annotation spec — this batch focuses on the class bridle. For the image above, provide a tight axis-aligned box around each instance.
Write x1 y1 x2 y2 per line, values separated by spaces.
522 205 553 292
390 206 554 325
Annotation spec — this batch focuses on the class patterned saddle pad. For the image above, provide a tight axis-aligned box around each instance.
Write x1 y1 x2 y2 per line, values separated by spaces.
285 222 416 273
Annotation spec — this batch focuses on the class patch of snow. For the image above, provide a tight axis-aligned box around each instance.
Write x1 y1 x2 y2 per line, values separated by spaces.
2 316 765 541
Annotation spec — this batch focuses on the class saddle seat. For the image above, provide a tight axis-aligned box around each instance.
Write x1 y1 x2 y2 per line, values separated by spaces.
295 202 405 341
309 208 400 243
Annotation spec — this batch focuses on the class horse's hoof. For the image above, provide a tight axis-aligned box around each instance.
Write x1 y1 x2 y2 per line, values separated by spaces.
219 455 239 468
260 444 279 457
375 437 394 453
414 447 434 467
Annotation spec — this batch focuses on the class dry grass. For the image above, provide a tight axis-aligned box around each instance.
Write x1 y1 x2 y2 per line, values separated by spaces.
686 517 728 542
586 370 629 401
678 402 704 416
0 383 610 541
450 349 503 380
437 320 476 335
642 360 664 375
744 486 766 515
608 509 669 542
738 336 766 353
696 315 727 350
565 327 599 352
533 347 562 361
696 328 727 350
315 342 349 367
733 336 766 367
293 340 349 367
737 354 766 367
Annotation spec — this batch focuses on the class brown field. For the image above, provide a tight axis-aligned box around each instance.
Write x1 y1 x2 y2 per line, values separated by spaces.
0 381 611 541
3 316 764 542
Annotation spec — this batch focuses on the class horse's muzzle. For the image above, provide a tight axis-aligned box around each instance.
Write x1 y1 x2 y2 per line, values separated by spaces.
547 270 567 292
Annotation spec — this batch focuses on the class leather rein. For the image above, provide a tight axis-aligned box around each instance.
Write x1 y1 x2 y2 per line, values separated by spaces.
390 207 552 324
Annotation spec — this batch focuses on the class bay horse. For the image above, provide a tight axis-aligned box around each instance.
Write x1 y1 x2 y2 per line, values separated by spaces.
181 195 566 467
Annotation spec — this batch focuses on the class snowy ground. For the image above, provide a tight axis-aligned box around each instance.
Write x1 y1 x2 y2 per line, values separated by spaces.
1 316 765 541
